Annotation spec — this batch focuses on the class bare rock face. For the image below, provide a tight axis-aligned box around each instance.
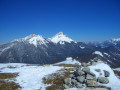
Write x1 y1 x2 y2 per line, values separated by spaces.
97 77 109 84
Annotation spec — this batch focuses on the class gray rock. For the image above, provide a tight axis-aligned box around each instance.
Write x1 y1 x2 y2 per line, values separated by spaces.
91 62 97 65
86 74 96 80
100 73 102 75
76 66 82 70
76 82 83 88
82 67 90 73
104 70 110 77
86 80 98 87
47 75 54 80
81 63 86 66
84 87 110 90
72 76 77 80
81 63 89 67
71 79 77 85
86 62 91 66
95 69 101 72
76 76 85 83
88 72 96 76
69 74 74 78
97 77 109 84
64 78 71 85
64 84 69 89
74 70 85 76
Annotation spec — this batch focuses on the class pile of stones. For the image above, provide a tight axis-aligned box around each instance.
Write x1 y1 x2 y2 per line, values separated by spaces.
64 59 110 89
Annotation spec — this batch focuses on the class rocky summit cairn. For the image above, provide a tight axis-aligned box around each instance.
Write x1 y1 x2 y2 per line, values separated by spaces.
64 58 111 90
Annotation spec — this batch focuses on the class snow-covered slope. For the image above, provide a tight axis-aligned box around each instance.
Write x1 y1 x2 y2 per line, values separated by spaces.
13 34 49 47
93 51 103 57
55 57 81 65
50 32 75 44
89 63 120 90
0 63 63 90
0 43 15 55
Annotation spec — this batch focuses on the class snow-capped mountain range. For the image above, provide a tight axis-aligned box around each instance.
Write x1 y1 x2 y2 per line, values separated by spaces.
87 38 120 49
111 38 120 42
13 32 75 47
0 32 91 64
0 32 120 68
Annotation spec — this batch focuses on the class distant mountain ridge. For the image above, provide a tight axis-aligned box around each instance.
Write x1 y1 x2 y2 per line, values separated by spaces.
87 38 120 50
0 32 120 68
0 32 92 64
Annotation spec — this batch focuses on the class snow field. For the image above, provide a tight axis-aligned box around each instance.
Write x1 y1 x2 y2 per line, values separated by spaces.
0 64 63 90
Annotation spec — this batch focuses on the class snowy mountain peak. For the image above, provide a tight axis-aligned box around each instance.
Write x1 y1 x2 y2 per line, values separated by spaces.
51 32 75 44
111 38 120 42
56 32 64 36
14 34 48 47
12 32 76 46
25 34 49 47
24 34 44 40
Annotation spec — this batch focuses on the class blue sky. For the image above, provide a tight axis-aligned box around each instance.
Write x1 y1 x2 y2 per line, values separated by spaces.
0 0 120 43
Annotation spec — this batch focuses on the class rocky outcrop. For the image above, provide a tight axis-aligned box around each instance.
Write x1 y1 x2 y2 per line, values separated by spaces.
64 59 111 90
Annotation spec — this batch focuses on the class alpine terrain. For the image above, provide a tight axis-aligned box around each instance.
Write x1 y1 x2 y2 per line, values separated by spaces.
0 32 120 67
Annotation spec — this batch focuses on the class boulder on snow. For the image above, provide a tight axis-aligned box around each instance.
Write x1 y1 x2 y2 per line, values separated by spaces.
95 69 101 72
97 77 109 84
74 70 85 76
104 70 110 77
86 74 96 80
88 72 96 76
91 61 97 65
82 67 90 73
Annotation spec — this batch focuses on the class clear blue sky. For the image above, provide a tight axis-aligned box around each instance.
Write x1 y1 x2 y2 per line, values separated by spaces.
0 0 120 43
